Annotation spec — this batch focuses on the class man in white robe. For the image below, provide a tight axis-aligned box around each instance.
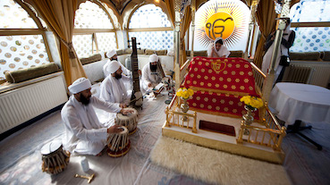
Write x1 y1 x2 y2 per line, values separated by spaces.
207 37 231 58
262 20 295 82
141 54 164 92
103 50 132 77
100 61 131 119
103 50 133 93
61 77 133 156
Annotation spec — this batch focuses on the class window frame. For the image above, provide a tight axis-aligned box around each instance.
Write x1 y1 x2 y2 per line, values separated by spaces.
73 0 118 57
290 1 330 52
0 0 54 83
126 3 173 49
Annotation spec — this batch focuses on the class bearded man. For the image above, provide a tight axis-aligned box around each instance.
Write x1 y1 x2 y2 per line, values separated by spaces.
61 77 132 156
141 54 165 92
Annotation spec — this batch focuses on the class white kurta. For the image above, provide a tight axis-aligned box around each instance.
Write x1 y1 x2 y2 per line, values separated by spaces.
61 96 121 155
207 44 231 58
99 75 131 119
103 59 133 92
99 75 131 104
262 27 293 75
141 64 164 92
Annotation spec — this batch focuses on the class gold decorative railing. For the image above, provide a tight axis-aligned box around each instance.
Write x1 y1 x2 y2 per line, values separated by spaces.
179 58 191 84
250 61 266 95
237 105 286 151
168 57 286 151
165 95 197 133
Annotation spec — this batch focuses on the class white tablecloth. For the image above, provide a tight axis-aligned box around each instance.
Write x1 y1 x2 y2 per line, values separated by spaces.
269 82 330 125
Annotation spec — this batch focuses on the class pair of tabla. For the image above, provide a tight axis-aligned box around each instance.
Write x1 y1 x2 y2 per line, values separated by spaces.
107 107 138 157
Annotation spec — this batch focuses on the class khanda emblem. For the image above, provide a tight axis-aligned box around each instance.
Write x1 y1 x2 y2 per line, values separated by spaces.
211 59 227 73
205 12 235 40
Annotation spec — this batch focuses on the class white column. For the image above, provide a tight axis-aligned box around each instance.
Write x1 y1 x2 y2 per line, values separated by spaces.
174 0 182 91
116 29 128 49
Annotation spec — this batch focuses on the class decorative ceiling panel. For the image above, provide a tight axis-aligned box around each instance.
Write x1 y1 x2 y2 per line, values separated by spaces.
109 0 132 14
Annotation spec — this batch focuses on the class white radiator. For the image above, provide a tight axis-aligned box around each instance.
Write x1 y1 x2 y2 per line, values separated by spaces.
0 72 68 134
283 65 312 84
285 61 330 87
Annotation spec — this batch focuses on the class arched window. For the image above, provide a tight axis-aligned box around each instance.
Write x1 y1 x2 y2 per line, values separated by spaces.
290 0 330 52
128 4 173 50
73 1 117 58
0 0 50 82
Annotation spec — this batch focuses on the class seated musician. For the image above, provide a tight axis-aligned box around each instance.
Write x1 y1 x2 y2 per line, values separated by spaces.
100 61 132 108
103 50 132 77
141 54 165 93
207 37 230 58
61 77 133 156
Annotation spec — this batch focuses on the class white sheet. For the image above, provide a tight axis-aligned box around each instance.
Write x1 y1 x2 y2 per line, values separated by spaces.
269 82 330 125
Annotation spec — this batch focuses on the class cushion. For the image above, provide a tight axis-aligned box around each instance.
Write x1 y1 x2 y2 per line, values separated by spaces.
155 49 167 55
124 48 132 54
116 49 125 55
145 49 156 55
290 52 321 61
186 50 208 57
80 54 102 65
321 51 330 61
137 48 145 54
5 63 59 83
228 50 243 58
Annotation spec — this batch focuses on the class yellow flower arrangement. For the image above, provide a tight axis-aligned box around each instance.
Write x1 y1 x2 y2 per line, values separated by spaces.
240 96 263 109
176 88 194 100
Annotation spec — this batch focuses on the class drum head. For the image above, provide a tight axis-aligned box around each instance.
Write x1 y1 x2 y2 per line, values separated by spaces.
117 108 137 118
41 140 62 155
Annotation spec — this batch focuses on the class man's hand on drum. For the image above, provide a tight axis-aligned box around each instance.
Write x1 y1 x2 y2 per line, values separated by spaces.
120 108 134 115
107 124 121 134
119 103 127 108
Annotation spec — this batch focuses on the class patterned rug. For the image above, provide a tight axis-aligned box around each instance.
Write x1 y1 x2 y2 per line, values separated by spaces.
151 136 291 185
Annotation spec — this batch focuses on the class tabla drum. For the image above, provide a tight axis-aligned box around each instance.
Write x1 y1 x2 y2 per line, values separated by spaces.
115 108 138 135
41 140 70 174
107 126 131 158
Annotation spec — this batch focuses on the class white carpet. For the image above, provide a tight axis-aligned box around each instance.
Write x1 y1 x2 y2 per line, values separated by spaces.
150 136 291 185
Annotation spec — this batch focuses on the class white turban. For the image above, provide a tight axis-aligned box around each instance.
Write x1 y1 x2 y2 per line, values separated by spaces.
68 77 91 94
149 54 158 63
106 50 117 58
107 61 120 74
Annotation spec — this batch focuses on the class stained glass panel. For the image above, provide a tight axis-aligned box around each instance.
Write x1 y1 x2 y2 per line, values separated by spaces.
0 0 37 28
0 35 49 80
72 35 93 58
129 4 172 28
128 31 174 50
96 32 117 53
75 1 113 29
290 0 330 52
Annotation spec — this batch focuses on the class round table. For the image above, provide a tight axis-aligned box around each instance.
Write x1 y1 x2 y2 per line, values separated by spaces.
269 82 330 125
269 82 330 150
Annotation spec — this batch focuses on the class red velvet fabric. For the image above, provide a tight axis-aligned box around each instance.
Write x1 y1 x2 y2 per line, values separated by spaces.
183 57 260 119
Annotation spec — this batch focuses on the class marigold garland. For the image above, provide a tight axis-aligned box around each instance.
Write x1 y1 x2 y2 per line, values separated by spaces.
176 88 194 99
240 96 263 109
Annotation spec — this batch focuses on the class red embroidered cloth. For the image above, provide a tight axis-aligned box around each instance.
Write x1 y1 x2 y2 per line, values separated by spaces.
182 57 260 119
